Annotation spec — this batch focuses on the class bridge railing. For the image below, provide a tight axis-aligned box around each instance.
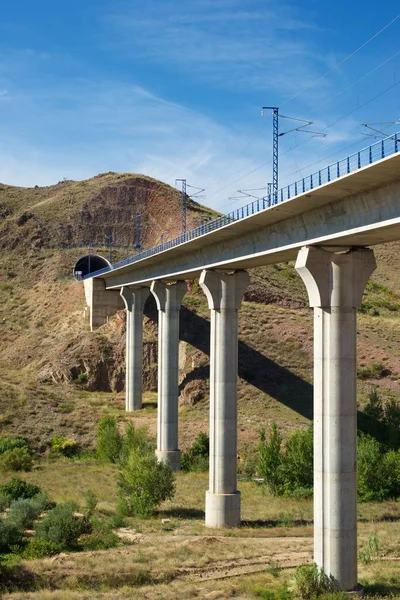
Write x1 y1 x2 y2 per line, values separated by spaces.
83 132 400 279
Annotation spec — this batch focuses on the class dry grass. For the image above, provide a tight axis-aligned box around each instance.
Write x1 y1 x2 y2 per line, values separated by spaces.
0 460 398 599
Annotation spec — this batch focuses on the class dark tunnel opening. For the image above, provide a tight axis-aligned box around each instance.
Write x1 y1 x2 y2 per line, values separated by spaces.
73 255 111 280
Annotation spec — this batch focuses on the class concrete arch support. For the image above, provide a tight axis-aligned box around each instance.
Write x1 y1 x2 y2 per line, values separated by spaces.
200 269 250 528
150 280 187 471
120 286 150 411
295 246 376 592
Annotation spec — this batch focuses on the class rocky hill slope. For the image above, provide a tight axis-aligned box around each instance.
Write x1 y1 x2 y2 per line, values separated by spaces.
0 173 399 454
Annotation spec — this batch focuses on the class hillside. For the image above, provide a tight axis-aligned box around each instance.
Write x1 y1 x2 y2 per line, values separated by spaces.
0 173 400 455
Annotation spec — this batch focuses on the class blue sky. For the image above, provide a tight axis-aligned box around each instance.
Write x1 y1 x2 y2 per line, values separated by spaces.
1 0 400 212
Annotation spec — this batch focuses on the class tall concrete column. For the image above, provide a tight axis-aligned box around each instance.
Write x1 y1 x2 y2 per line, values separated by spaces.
200 269 249 528
295 246 376 591
120 286 150 411
150 280 187 471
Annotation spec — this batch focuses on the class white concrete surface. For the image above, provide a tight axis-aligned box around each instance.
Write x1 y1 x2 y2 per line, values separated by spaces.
295 246 376 591
151 280 187 471
99 153 400 289
83 277 124 330
120 286 150 411
200 269 250 528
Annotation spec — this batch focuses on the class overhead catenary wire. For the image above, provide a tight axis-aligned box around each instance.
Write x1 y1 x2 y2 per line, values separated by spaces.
205 12 400 197
213 77 400 208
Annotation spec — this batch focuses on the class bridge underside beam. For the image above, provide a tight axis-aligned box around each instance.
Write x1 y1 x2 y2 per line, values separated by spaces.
100 179 400 289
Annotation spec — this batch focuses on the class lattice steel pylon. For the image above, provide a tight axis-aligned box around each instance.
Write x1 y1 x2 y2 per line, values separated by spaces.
262 106 325 205
175 178 187 234
262 107 279 203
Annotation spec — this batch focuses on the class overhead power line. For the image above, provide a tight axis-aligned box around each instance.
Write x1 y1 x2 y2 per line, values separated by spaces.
205 12 400 196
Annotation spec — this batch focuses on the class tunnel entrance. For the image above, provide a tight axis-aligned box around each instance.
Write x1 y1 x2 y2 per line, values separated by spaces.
73 255 111 281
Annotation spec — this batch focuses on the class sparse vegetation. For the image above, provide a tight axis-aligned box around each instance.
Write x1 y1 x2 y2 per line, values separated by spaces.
181 431 209 472
35 502 89 550
118 449 175 516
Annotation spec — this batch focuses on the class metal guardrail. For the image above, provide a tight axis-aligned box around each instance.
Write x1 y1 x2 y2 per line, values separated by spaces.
83 133 400 280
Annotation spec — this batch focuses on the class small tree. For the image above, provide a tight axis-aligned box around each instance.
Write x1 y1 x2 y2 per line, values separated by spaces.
118 450 175 516
357 434 387 501
281 424 313 496
96 416 122 463
257 423 284 495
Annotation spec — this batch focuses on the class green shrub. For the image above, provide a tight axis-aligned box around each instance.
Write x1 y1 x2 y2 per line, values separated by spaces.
50 435 77 457
0 492 11 511
357 435 388 501
293 563 334 599
0 436 28 455
118 450 175 516
119 422 153 465
0 478 41 501
281 425 313 496
359 533 380 565
75 372 88 384
0 518 23 552
22 538 61 559
35 502 90 550
181 432 209 472
0 447 33 472
254 585 293 599
8 498 43 529
257 423 284 495
364 387 383 420
96 416 122 463
358 362 390 380
79 530 120 551
382 449 400 498
85 489 98 516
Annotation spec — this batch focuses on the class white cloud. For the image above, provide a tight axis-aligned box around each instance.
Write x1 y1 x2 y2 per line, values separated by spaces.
103 0 328 95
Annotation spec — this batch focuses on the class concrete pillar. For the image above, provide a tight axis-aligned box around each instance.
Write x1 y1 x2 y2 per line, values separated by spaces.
120 286 150 412
200 269 249 528
150 280 187 471
295 246 376 591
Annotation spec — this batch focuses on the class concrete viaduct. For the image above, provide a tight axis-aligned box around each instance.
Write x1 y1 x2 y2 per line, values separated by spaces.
82 138 400 592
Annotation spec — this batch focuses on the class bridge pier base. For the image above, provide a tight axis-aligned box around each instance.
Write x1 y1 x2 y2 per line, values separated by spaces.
295 246 376 591
120 287 150 411
200 269 249 528
151 280 187 471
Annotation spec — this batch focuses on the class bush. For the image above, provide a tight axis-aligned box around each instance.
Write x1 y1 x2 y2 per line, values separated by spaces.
293 563 334 599
35 502 90 550
22 538 61 559
0 492 11 511
79 530 120 551
359 533 380 565
50 435 77 457
8 498 42 529
0 478 41 501
181 432 209 472
382 449 400 498
364 387 383 420
0 436 28 455
85 489 98 516
119 422 153 465
0 447 33 472
118 450 175 516
358 362 390 380
96 416 122 463
281 425 313 496
357 435 388 501
0 518 23 552
257 424 284 495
